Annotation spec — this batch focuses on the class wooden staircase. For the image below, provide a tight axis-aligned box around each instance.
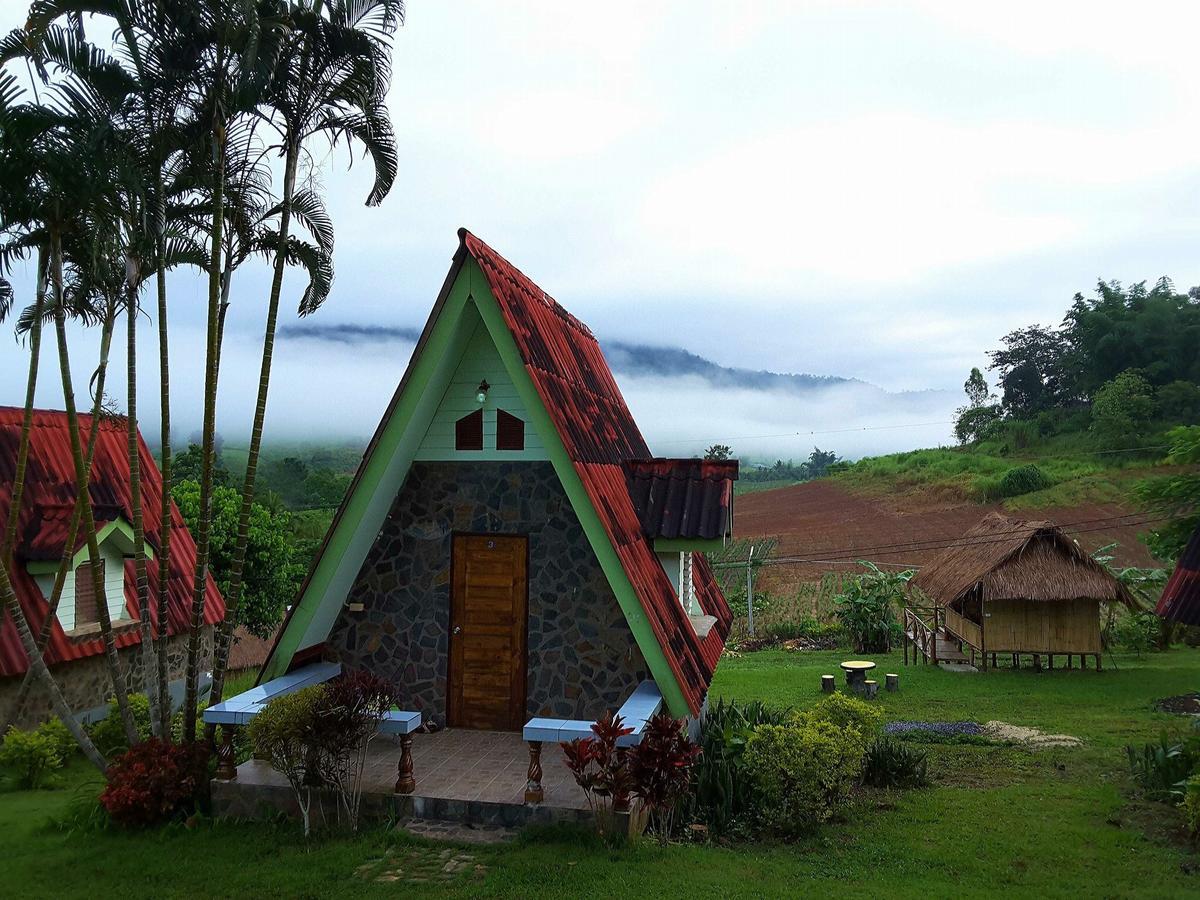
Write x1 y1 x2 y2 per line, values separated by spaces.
903 606 971 666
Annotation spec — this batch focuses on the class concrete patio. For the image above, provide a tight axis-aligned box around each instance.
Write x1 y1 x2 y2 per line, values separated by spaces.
211 728 592 828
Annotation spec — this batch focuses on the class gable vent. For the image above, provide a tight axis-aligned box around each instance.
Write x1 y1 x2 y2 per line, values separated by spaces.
496 409 525 451
455 409 483 450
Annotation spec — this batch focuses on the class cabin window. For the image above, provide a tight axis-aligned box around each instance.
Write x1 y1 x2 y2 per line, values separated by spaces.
496 409 525 451
455 409 483 450
74 559 105 629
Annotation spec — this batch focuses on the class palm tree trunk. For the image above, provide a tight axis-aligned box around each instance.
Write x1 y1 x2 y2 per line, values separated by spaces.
1 248 48 559
208 145 299 710
50 230 139 746
183 109 227 744
0 556 106 770
124 258 160 731
154 245 173 740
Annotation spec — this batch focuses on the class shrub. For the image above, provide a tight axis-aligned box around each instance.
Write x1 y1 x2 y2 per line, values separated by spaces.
995 464 1052 498
684 698 790 836
1111 611 1162 655
99 738 207 828
801 693 882 736
562 712 635 843
88 693 152 755
862 737 929 788
0 725 62 788
628 713 700 843
833 561 911 653
1126 733 1200 802
248 685 327 837
1186 776 1200 839
36 717 80 762
311 671 397 832
742 719 867 837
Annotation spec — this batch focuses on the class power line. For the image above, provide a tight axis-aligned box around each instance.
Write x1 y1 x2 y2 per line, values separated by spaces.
712 510 1177 570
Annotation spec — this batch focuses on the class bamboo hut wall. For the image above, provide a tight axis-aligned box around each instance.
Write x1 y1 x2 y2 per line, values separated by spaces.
984 598 1100 654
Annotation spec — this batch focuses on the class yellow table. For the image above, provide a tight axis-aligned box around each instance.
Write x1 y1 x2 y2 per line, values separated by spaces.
840 660 876 691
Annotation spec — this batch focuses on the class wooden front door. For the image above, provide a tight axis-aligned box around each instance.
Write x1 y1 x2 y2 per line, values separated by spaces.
448 534 528 730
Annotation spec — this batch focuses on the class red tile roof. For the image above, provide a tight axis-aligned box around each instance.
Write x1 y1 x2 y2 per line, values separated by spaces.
1156 525 1200 626
462 230 732 714
624 458 738 541
0 407 224 677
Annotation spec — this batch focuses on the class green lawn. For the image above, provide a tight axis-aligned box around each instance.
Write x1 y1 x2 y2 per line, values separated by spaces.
5 650 1200 898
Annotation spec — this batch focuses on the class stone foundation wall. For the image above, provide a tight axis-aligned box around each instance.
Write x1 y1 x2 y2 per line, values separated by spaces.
328 462 648 726
0 628 213 730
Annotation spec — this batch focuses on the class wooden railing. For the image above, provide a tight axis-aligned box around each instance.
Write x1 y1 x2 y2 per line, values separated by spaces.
903 606 938 665
943 607 982 650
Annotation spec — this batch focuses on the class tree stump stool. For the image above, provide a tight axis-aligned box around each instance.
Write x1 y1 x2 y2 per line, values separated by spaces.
821 674 836 693
864 680 879 699
885 673 899 692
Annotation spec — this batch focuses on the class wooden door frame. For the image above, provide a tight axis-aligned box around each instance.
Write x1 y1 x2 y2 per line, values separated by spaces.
446 532 530 730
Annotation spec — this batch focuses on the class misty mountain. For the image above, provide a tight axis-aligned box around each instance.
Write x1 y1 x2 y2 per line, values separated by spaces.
280 321 898 398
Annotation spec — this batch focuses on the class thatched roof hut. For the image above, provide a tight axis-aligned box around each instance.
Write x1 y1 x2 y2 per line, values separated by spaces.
912 513 1135 608
908 513 1133 669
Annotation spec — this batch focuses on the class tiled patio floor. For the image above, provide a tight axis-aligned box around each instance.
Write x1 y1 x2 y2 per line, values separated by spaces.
221 728 588 814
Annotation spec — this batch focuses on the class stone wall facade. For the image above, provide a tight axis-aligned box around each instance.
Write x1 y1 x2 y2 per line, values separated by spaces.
328 461 649 726
0 628 213 730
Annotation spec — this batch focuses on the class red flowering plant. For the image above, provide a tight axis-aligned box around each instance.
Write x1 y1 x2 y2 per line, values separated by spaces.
629 712 701 843
99 738 208 828
561 712 635 840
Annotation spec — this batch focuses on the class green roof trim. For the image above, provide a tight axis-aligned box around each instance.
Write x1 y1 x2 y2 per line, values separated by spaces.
25 517 150 575
259 255 694 717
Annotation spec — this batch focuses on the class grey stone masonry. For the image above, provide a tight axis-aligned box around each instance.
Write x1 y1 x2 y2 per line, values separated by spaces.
328 461 648 726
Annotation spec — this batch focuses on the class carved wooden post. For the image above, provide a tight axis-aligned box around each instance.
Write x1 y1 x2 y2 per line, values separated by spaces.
215 725 238 781
394 734 415 794
525 741 544 804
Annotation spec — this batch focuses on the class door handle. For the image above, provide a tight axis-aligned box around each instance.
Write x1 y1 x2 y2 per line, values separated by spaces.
453 625 462 635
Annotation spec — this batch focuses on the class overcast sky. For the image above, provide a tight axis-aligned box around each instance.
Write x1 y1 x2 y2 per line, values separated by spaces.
2 2 1198 459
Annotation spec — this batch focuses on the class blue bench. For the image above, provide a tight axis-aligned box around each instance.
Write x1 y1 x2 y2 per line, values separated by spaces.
204 662 422 793
520 680 664 803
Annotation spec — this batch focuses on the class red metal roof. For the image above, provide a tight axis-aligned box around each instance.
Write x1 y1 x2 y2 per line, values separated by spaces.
0 407 224 677
462 230 732 714
1156 525 1200 626
624 458 738 541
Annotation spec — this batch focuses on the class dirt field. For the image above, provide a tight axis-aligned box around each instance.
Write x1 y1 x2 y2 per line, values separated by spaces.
733 479 1159 593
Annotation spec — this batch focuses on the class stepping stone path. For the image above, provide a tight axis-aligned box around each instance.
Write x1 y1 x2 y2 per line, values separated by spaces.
354 846 488 885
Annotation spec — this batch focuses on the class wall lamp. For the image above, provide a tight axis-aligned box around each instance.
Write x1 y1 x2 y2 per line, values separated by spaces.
476 380 490 404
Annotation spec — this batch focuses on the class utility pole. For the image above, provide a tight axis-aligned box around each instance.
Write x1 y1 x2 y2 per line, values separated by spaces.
746 544 755 637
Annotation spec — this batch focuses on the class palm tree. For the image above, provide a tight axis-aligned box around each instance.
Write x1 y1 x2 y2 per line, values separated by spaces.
181 0 289 743
207 0 402 712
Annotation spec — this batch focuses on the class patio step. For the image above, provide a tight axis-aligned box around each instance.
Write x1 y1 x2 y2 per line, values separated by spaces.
397 817 519 845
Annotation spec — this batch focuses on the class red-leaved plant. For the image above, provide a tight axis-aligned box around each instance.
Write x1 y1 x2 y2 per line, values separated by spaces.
99 738 208 828
563 710 701 842
561 712 635 839
629 712 701 843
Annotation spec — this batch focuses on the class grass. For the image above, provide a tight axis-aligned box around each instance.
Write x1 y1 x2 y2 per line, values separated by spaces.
3 650 1200 897
830 436 1170 509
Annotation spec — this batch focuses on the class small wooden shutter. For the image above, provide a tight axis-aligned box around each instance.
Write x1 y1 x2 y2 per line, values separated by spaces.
74 559 105 628
496 409 525 451
455 409 484 450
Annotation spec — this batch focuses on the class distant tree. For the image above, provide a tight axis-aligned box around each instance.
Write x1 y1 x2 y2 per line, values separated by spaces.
1157 380 1200 425
963 367 991 407
172 443 231 487
1091 371 1155 445
1138 426 1200 561
172 480 299 639
704 444 733 461
987 325 1071 415
954 367 1001 444
806 447 839 478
